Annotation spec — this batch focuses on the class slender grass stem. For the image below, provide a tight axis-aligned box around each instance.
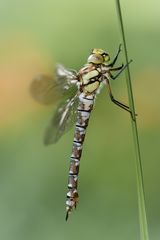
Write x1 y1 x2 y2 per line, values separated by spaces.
115 1 149 240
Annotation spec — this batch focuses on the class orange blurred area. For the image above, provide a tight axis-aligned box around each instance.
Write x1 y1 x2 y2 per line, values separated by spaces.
0 34 54 126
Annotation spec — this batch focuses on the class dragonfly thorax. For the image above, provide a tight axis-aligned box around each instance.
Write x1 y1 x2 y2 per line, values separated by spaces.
78 48 111 94
78 64 101 94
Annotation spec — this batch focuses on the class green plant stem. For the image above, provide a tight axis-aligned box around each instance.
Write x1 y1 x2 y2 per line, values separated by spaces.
115 1 149 240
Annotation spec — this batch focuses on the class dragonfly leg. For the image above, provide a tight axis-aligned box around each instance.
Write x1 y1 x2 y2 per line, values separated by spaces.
110 63 124 71
110 59 133 80
106 78 136 120
108 44 122 67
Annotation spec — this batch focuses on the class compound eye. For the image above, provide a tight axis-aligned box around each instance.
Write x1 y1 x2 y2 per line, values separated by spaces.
104 54 110 62
87 54 104 64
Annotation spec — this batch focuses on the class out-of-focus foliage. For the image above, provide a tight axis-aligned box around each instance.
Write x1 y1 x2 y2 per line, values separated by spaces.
0 0 160 240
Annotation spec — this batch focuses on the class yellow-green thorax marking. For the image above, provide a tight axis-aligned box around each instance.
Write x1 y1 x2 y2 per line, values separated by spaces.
79 48 110 94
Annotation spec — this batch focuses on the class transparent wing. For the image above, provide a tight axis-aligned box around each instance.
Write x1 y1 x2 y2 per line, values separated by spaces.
30 64 78 105
44 94 79 145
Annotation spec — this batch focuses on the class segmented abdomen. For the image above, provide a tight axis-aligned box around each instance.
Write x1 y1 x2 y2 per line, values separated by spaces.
66 93 95 220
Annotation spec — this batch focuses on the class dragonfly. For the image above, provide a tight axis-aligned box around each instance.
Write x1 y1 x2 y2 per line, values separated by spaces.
30 45 134 221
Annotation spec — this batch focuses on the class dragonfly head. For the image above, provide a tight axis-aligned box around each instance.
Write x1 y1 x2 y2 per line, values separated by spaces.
87 48 110 64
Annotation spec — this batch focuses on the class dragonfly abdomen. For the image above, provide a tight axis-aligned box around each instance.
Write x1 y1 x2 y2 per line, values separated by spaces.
66 93 95 220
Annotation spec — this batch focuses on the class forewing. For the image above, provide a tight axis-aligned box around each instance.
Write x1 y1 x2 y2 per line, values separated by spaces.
44 94 79 145
30 64 78 105
55 64 78 86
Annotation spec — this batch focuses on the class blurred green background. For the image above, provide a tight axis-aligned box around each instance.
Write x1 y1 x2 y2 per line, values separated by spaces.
0 0 160 239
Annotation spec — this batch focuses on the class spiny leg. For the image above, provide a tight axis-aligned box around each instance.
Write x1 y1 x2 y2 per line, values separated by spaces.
108 44 122 67
110 59 133 80
105 78 136 120
66 211 69 221
109 64 124 71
